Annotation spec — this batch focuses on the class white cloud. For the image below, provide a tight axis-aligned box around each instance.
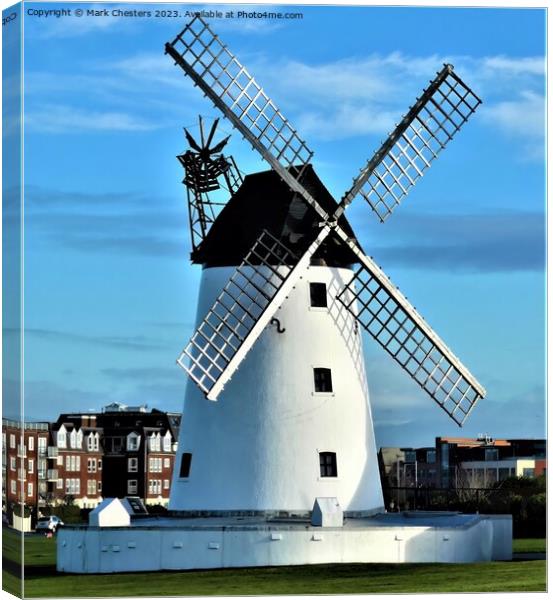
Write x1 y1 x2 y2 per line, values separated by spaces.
25 105 157 133
248 52 545 152
480 90 544 138
481 55 545 76
479 90 545 161
23 44 545 149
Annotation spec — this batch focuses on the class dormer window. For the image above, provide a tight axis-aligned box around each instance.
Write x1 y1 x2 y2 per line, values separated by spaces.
87 432 99 452
149 433 161 452
57 427 67 449
163 431 172 452
70 429 78 449
127 432 140 452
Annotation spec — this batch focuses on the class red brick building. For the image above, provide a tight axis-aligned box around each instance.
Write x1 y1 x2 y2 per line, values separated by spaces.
3 406 181 517
51 405 180 507
2 419 50 517
49 415 104 509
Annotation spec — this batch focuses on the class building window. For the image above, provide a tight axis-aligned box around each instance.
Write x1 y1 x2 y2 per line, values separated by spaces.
404 450 416 463
313 368 333 393
10 434 15 448
148 479 161 495
149 457 162 473
87 480 97 496
309 282 328 308
66 455 80 472
87 458 97 473
127 433 140 451
28 459 34 473
426 450 436 463
28 483 33 497
98 460 102 471
65 479 80 495
11 481 16 494
28 437 34 451
57 479 63 490
110 437 123 453
127 480 138 495
87 433 99 452
163 479 170 490
319 452 338 478
38 437 47 454
128 458 138 473
164 458 170 469
10 457 16 471
98 481 102 493
57 430 66 448
522 468 535 478
179 453 192 478
163 433 172 452
485 448 498 461
57 456 63 466
149 433 161 452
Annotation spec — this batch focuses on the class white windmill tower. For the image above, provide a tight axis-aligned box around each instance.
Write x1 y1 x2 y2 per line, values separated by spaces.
166 16 485 517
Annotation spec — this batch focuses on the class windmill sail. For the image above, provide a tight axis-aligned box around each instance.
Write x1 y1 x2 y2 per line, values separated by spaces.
337 250 485 426
179 226 332 400
168 15 486 425
338 65 482 222
165 16 328 223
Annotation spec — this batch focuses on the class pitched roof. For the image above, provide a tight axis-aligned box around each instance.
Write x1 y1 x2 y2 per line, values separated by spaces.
193 165 360 267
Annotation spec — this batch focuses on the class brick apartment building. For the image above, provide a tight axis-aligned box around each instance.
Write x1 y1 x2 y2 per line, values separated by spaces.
50 404 181 507
2 420 50 518
379 435 546 491
48 415 104 509
2 405 181 516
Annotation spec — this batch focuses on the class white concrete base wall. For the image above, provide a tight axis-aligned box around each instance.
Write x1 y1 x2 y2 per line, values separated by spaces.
57 516 511 573
482 515 513 561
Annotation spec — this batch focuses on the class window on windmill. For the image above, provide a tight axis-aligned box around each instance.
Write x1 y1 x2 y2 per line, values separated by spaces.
319 452 338 478
313 368 333 393
309 283 328 308
179 453 192 478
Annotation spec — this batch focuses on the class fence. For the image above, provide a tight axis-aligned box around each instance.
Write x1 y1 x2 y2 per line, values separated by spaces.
383 485 545 537
12 514 32 532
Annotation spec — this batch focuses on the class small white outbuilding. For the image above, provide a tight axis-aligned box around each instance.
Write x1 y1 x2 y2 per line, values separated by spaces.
88 498 131 527
311 497 344 527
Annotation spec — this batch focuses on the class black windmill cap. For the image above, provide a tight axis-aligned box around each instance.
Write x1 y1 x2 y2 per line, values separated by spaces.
192 164 360 268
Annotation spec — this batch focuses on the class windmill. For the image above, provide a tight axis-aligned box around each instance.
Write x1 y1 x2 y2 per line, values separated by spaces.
165 16 485 515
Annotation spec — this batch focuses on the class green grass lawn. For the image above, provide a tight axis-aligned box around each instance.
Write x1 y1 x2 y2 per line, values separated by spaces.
1 528 546 598
513 538 547 553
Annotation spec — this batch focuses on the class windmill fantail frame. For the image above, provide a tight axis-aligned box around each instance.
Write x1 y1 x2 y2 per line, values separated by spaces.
167 15 485 428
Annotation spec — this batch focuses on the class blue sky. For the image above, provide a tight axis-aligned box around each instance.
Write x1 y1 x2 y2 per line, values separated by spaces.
3 3 546 447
